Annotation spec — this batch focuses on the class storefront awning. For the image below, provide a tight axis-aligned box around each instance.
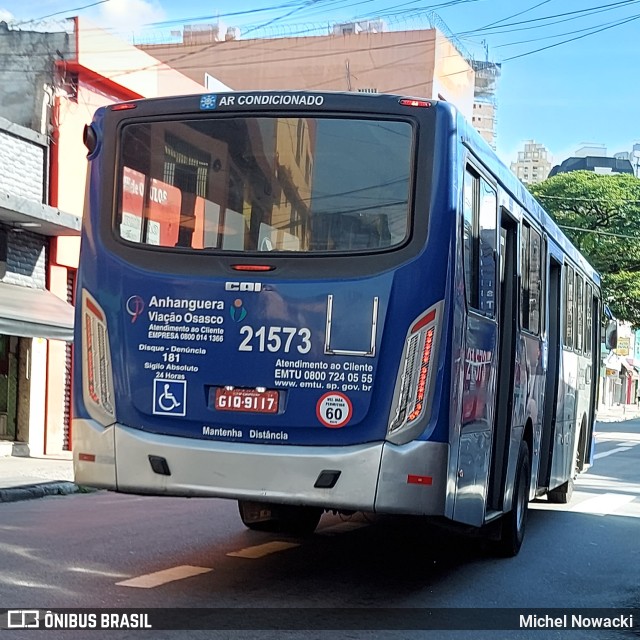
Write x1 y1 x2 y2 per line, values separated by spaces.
604 351 622 372
621 360 639 379
0 282 74 342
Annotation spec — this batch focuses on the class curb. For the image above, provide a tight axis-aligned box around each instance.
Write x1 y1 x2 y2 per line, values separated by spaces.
0 481 90 503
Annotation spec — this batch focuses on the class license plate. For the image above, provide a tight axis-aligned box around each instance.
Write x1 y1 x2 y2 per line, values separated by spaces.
214 387 279 414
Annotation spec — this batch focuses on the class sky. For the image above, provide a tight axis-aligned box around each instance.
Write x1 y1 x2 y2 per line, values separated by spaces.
0 0 638 167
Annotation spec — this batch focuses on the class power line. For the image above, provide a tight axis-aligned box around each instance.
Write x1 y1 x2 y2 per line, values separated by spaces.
472 0 554 32
457 0 640 37
503 12 640 61
535 193 640 204
558 224 640 240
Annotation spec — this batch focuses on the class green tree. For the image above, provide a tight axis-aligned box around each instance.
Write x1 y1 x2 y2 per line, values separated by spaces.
529 171 640 327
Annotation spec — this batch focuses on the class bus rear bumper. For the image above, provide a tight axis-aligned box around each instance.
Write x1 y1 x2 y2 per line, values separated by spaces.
72 419 449 515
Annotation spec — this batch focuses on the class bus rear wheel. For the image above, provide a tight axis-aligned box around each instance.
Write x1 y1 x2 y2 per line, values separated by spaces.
238 500 322 536
494 440 530 557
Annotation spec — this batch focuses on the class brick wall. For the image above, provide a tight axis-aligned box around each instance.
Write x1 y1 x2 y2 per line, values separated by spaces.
0 130 45 202
3 229 47 289
0 117 48 290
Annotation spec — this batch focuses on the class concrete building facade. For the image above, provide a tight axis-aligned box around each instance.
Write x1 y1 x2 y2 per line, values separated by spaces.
471 60 501 150
549 155 634 177
510 140 552 185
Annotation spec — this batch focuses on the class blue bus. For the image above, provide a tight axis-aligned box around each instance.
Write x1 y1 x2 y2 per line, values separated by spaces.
74 91 610 556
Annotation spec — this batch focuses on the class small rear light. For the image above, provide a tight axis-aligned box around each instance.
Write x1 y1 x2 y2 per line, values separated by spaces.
399 99 432 108
110 103 137 111
78 453 96 462
231 264 275 272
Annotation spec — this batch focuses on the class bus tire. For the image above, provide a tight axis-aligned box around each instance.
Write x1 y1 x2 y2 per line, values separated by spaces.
547 478 574 504
238 500 322 535
494 440 530 557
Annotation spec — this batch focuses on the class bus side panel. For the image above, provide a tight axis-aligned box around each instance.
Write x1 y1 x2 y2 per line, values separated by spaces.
452 313 497 526
549 345 577 487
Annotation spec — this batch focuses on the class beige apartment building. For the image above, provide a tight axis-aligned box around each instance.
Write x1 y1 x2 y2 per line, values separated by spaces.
510 140 552 185
139 27 476 120
472 101 497 149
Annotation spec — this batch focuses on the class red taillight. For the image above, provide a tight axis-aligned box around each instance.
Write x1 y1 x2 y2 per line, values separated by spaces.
82 291 116 424
231 264 275 272
407 475 433 485
407 326 435 422
78 453 96 462
399 98 432 108
110 103 137 111
388 306 439 436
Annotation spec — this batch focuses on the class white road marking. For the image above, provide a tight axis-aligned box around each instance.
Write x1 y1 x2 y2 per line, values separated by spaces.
570 493 635 516
317 521 370 535
594 446 633 460
226 541 300 559
116 565 212 588
596 432 640 444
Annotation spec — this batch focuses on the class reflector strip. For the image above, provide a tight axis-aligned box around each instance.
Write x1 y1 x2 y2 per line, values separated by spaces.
78 453 96 462
85 298 104 321
411 309 436 333
407 475 433 485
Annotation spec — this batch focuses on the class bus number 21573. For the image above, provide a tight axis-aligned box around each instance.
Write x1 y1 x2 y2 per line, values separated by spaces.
238 326 312 354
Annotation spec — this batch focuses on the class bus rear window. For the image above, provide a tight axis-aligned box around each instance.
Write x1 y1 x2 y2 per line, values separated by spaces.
116 116 412 253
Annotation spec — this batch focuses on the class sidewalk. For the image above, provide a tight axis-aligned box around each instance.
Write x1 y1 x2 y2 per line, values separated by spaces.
0 452 79 503
595 403 640 423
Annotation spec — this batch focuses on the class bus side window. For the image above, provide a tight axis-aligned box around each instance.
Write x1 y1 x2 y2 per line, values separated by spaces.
521 224 530 329
575 274 584 352
478 179 497 316
521 223 542 335
564 265 575 350
462 168 497 316
585 283 593 355
463 169 478 309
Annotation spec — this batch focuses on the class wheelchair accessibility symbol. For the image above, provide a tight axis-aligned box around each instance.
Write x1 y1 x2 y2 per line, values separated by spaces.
153 379 187 416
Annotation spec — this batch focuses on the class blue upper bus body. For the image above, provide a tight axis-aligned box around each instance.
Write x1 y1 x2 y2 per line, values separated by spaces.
73 91 600 526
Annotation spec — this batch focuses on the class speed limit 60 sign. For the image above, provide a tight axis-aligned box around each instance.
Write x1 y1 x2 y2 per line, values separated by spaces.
316 392 353 428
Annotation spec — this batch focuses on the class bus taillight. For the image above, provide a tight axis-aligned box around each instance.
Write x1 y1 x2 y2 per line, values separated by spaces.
388 306 439 439
81 290 116 426
398 98 432 108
